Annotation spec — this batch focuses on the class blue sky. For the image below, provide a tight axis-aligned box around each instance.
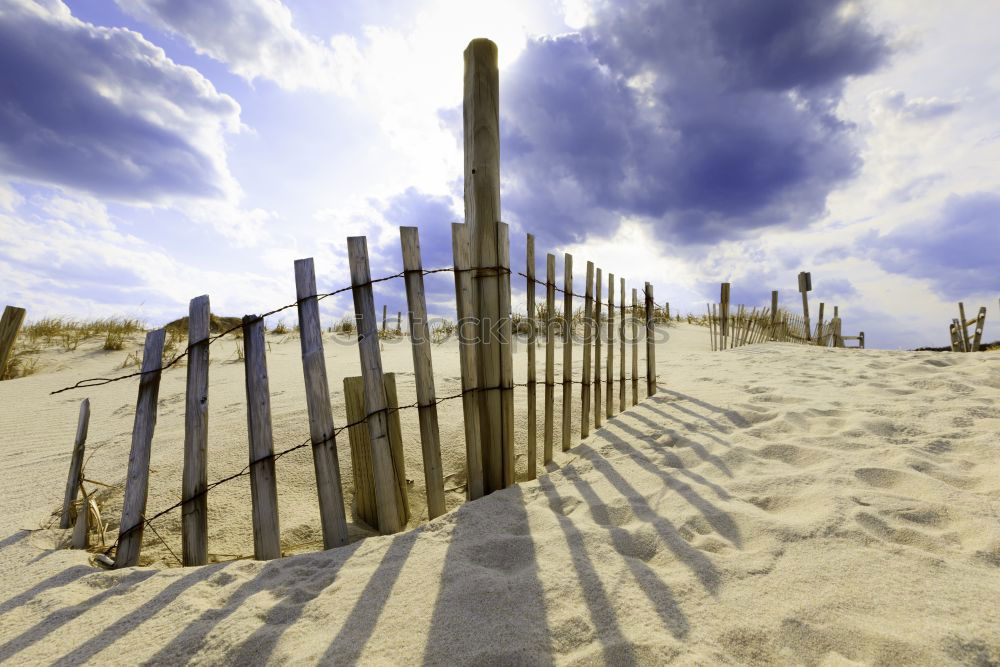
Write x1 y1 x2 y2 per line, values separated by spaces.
0 0 997 348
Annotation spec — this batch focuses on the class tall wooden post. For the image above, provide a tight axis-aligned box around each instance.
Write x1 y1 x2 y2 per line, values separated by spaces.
798 271 812 342
631 288 639 405
720 283 730 349
382 305 388 334
594 268 602 429
619 278 626 412
645 283 656 396
182 295 211 564
582 261 594 438
526 234 537 479
606 272 615 419
464 38 511 493
61 399 90 529
957 302 970 352
544 253 556 464
770 290 778 341
115 329 166 568
561 253 573 451
451 224 484 499
816 302 825 346
0 305 26 380
294 262 349 549
400 228 446 519
348 236 403 534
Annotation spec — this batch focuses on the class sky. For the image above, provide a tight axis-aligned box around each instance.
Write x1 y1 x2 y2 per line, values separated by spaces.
0 0 998 349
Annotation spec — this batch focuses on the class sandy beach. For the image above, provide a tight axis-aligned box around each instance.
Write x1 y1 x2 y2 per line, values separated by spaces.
0 322 997 664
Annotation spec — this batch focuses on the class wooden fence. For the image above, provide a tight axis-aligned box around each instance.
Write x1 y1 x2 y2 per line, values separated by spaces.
950 301 988 352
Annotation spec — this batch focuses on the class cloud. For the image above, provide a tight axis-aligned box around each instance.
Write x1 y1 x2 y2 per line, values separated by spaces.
0 0 241 203
495 0 891 248
877 90 961 121
862 191 1000 299
115 0 361 92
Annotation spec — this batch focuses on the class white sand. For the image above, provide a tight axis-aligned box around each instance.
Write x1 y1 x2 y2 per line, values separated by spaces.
0 322 998 664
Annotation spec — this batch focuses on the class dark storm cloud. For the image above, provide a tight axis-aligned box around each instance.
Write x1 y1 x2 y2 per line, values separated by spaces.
0 0 240 201
498 0 891 248
378 187 459 269
862 192 1000 300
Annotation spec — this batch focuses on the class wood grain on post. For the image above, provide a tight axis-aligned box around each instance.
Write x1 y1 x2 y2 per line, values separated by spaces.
0 305 26 380
645 283 656 396
71 484 90 549
816 302 825 346
606 272 615 419
115 328 166 568
182 295 211 564
451 224 484 500
348 236 403 534
798 272 812 342
344 374 409 530
497 223 515 487
544 253 556 464
958 302 970 352
464 38 507 494
242 315 282 560
594 268 602 429
582 261 594 438
631 288 639 405
561 253 573 451
526 234 537 478
399 228 446 519
61 398 90 529
294 261 349 548
619 278 626 412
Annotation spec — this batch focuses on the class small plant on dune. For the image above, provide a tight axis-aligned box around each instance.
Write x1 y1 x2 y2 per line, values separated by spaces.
272 319 289 335
103 330 125 351
119 351 141 369
431 319 456 344
234 340 245 361
331 316 355 337
1 349 40 380
60 330 83 351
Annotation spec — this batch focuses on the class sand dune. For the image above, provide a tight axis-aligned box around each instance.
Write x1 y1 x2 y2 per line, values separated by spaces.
0 323 998 664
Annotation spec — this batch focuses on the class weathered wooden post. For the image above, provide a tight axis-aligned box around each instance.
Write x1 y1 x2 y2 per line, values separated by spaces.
619 277 626 412
0 305 26 380
526 234 537 479
720 283 730 349
115 329 166 568
859 331 865 349
708 304 717 351
182 295 211 564
464 38 512 493
561 253 573 451
348 236 403 534
396 311 402 334
400 228 446 519
631 288 639 405
544 253 556 464
606 272 615 419
243 315 282 560
294 261 350 549
451 224 484 499
816 302 825 346
770 290 778 341
382 305 388 334
61 398 90 529
798 271 812 342
972 307 987 352
645 283 656 396
582 261 594 438
594 268 602 429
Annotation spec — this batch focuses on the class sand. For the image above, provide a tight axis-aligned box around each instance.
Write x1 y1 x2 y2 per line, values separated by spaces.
0 322 998 664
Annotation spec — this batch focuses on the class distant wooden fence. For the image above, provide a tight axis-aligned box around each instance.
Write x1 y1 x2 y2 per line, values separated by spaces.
707 281 864 351
52 38 669 568
950 301 987 352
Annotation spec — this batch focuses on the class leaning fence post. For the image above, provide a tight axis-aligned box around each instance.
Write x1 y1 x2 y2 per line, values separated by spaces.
0 305 26 380
242 315 282 560
606 272 615 419
526 234 537 479
645 283 656 396
631 288 639 405
561 252 573 451
399 228 446 519
594 268 602 429
115 328 166 568
182 295 211 565
544 253 556 464
581 261 594 439
61 398 90 529
451 223 484 499
798 271 812 342
349 236 403 534
619 278 626 412
294 260 349 548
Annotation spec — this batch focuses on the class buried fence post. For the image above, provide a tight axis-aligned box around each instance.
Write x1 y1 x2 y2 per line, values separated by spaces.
562 253 573 451
582 261 594 439
115 328 166 568
0 305 26 380
349 236 403 534
645 282 656 396
526 234 537 479
451 223 484 499
400 228 446 519
294 260 350 548
61 398 91 529
544 253 556 464
182 295 211 565
243 315 282 560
